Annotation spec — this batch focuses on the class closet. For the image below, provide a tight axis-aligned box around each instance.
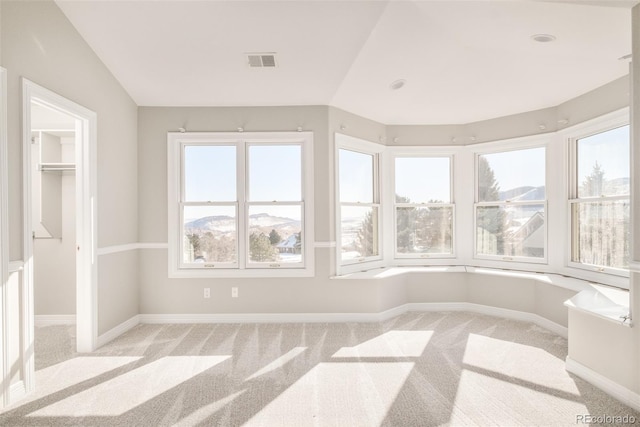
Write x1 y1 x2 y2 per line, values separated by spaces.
31 102 77 325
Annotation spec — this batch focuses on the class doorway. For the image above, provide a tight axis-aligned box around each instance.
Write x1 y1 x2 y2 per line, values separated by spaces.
22 79 97 394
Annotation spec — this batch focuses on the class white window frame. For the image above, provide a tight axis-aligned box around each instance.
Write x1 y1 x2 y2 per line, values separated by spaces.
472 138 549 265
564 108 630 279
335 133 385 274
390 151 457 262
168 131 314 278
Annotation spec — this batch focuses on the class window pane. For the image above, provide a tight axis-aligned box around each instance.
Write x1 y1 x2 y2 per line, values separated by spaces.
183 205 236 263
395 157 450 203
577 126 629 198
248 205 302 263
478 148 545 202
339 149 373 203
396 206 453 255
184 145 236 202
572 200 629 269
340 206 379 261
249 145 301 201
476 204 545 258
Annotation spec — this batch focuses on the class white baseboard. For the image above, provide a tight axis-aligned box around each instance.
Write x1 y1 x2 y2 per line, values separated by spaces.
138 303 566 338
96 315 141 348
566 356 640 412
9 380 26 406
35 315 76 326
406 302 568 338
140 311 394 324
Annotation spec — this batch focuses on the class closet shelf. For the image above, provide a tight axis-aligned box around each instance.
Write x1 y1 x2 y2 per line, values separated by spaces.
39 163 76 172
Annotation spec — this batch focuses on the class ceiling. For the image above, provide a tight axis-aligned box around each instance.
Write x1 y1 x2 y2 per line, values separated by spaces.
55 0 638 125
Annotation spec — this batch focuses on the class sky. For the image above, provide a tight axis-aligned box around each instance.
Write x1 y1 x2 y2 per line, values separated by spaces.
183 144 302 222
481 146 545 192
577 125 629 185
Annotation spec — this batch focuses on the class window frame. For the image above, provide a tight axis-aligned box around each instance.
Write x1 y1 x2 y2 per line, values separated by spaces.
335 133 385 274
391 153 456 260
472 141 548 265
168 131 314 278
565 110 630 278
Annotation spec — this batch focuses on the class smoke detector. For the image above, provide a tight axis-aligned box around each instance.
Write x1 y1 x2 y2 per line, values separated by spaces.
247 53 277 68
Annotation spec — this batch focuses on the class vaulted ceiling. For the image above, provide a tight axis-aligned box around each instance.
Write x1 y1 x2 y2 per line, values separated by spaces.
55 0 637 125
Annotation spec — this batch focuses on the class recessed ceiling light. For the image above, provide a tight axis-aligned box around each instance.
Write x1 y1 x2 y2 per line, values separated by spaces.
531 34 556 43
390 79 406 90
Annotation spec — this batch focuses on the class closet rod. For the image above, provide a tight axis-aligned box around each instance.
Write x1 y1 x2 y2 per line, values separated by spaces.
39 164 76 172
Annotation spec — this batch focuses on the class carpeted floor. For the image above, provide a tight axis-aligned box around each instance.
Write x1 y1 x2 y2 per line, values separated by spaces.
0 311 638 426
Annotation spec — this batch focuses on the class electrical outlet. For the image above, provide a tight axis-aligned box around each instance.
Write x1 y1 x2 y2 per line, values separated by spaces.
204 287 210 299
231 287 238 298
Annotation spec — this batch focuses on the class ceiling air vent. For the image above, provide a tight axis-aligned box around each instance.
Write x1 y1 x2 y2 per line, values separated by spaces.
247 53 277 68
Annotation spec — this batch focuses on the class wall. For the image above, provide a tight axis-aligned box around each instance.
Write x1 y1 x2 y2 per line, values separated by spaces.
387 76 629 146
0 0 138 335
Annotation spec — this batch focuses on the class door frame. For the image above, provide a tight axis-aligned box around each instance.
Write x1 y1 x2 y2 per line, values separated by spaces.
0 67 10 408
22 80 98 393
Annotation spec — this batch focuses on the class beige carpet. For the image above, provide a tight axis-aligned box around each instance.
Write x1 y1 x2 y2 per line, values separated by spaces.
0 311 638 426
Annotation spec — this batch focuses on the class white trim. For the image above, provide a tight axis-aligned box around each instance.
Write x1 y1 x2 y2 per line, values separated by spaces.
96 243 139 256
406 302 568 338
96 243 169 256
8 261 23 273
314 241 336 248
565 356 640 412
34 315 76 326
8 381 26 406
96 314 141 348
140 311 396 324
23 79 98 362
138 302 566 337
96 242 168 256
629 261 640 274
98 242 335 253
0 66 10 409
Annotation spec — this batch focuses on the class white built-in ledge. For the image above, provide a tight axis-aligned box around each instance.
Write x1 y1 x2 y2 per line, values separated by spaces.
565 287 631 327
333 266 631 326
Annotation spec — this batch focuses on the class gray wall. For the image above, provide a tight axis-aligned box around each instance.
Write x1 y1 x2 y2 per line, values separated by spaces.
137 106 406 315
387 76 629 146
1 0 139 334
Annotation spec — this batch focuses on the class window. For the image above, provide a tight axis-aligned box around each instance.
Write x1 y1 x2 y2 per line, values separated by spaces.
336 135 382 268
570 125 629 273
168 132 314 277
393 156 454 258
475 146 546 261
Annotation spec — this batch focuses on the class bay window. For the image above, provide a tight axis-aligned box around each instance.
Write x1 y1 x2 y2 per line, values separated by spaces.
393 155 454 258
570 124 630 273
475 146 546 262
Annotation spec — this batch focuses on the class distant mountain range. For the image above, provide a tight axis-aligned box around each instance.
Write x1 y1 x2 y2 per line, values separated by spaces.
498 177 629 201
499 186 545 202
185 213 301 235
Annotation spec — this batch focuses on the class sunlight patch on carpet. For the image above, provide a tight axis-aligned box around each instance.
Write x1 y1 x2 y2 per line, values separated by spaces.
462 333 579 394
247 347 307 380
28 356 230 417
332 330 432 358
34 356 142 396
245 362 414 426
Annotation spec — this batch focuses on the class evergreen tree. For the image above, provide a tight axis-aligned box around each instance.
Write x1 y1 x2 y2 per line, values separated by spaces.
476 157 505 254
395 194 416 253
355 210 378 257
268 228 282 245
249 232 277 262
581 162 605 197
